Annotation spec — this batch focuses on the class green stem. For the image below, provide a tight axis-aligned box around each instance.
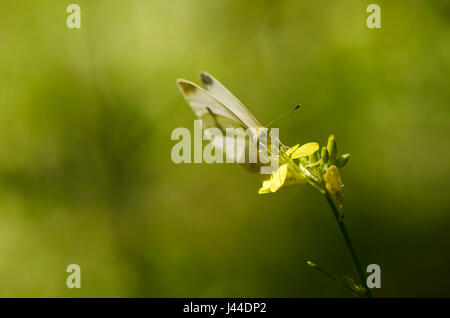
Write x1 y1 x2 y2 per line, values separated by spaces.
324 192 372 298
307 261 360 294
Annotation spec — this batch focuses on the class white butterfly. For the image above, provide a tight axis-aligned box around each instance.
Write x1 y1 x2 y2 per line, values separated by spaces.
176 72 276 170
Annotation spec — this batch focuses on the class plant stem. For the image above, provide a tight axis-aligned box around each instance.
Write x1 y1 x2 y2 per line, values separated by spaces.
324 191 372 298
307 261 361 294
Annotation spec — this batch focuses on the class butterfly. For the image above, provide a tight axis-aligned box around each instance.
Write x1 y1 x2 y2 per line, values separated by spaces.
176 72 277 172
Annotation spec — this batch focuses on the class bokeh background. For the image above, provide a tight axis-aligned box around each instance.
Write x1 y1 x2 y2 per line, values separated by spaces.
0 0 449 297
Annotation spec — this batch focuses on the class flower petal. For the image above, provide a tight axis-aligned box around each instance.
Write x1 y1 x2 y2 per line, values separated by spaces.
291 142 319 159
286 144 300 156
258 180 272 194
270 164 288 192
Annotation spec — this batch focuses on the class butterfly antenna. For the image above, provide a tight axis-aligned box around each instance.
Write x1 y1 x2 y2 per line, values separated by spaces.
264 105 301 151
265 104 301 127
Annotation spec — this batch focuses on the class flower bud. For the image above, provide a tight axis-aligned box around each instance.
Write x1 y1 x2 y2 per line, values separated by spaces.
340 276 368 297
321 147 329 164
327 135 337 165
309 151 319 164
336 153 350 168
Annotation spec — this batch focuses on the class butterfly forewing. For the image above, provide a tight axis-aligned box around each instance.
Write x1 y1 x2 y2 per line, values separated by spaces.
199 72 263 130
177 79 245 126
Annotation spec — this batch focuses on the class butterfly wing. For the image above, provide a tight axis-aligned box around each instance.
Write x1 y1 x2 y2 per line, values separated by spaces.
176 74 273 171
199 72 263 131
177 79 245 127
177 79 250 164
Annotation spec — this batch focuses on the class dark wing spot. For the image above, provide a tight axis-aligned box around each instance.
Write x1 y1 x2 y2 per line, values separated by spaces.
177 80 197 95
199 72 213 87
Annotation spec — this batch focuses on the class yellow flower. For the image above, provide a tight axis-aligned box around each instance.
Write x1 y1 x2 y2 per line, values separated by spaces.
258 164 288 194
258 141 326 195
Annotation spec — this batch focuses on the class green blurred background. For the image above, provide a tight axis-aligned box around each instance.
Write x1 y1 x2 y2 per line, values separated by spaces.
0 0 449 297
